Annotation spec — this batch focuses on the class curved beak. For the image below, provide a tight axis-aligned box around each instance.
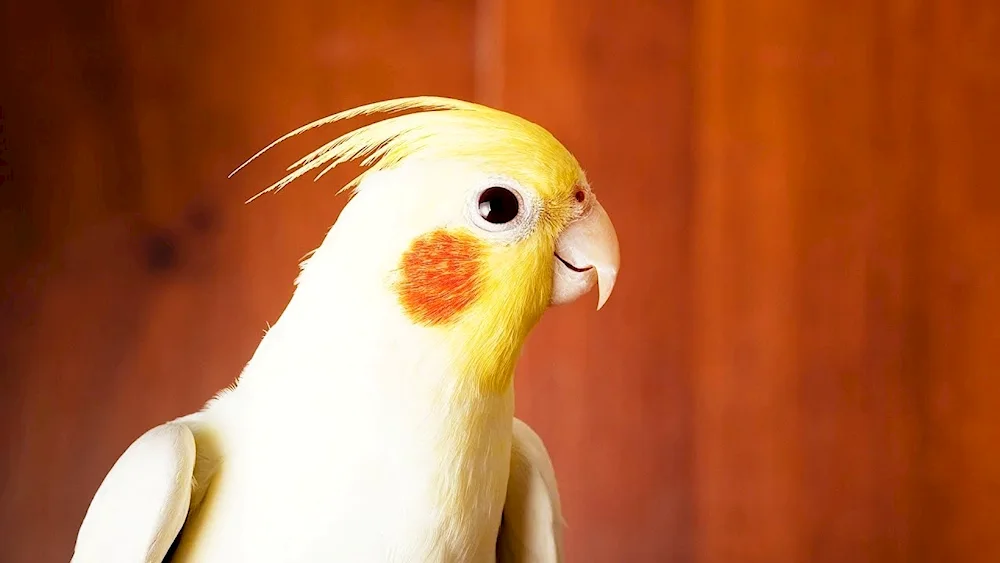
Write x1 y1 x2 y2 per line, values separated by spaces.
550 198 621 310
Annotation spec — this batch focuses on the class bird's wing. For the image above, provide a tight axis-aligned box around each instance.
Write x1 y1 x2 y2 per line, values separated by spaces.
497 417 565 563
71 420 203 563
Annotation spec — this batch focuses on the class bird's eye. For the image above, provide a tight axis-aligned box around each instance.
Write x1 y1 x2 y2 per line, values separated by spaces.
467 180 535 238
477 186 520 224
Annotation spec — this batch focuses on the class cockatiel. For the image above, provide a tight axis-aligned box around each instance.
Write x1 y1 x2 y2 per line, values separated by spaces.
70 96 620 563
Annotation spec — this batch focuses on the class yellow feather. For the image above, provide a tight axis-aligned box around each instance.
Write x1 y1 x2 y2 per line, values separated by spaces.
230 96 586 205
234 96 589 395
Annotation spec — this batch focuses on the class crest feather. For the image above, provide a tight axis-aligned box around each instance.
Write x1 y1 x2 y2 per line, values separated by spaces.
230 96 583 203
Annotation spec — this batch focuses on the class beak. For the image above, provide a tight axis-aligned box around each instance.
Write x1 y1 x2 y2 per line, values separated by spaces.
550 197 621 310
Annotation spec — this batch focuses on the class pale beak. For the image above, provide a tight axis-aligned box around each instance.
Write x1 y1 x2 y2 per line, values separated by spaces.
550 198 621 310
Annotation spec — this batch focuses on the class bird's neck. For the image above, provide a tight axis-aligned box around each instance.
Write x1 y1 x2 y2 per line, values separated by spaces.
197 296 515 562
227 259 520 431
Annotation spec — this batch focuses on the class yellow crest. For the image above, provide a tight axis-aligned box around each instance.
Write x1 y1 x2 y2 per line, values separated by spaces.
231 96 586 203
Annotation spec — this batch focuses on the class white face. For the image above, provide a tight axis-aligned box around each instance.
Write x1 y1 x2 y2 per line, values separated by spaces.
315 159 619 313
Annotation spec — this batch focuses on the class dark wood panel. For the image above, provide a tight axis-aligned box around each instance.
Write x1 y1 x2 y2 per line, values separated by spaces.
0 1 475 561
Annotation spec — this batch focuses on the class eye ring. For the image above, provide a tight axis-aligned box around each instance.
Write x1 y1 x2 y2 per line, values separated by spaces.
468 182 530 234
465 178 538 240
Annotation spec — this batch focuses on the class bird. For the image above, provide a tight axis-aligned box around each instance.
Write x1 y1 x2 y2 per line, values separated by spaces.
70 96 620 563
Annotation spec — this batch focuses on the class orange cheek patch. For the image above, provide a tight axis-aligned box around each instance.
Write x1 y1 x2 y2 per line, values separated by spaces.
396 229 486 325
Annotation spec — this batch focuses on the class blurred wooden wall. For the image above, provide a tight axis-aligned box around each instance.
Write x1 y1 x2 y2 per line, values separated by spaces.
1 0 999 561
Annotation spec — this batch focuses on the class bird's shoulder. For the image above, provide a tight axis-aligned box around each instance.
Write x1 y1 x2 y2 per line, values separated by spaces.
497 417 565 563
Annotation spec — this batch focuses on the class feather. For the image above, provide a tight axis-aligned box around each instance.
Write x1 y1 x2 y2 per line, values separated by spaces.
229 96 585 204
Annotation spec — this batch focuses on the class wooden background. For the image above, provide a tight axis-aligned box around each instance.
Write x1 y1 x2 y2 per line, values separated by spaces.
2 0 999 561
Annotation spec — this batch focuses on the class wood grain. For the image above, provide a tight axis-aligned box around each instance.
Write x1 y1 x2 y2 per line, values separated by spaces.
691 0 1000 562
2 0 999 561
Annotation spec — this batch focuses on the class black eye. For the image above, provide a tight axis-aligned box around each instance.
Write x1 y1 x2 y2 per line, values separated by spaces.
477 186 520 224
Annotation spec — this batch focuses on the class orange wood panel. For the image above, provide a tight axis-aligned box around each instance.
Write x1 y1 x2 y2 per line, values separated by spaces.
692 0 1000 562
912 2 1000 560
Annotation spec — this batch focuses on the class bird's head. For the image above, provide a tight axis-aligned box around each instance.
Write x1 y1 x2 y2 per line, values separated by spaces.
236 97 620 394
